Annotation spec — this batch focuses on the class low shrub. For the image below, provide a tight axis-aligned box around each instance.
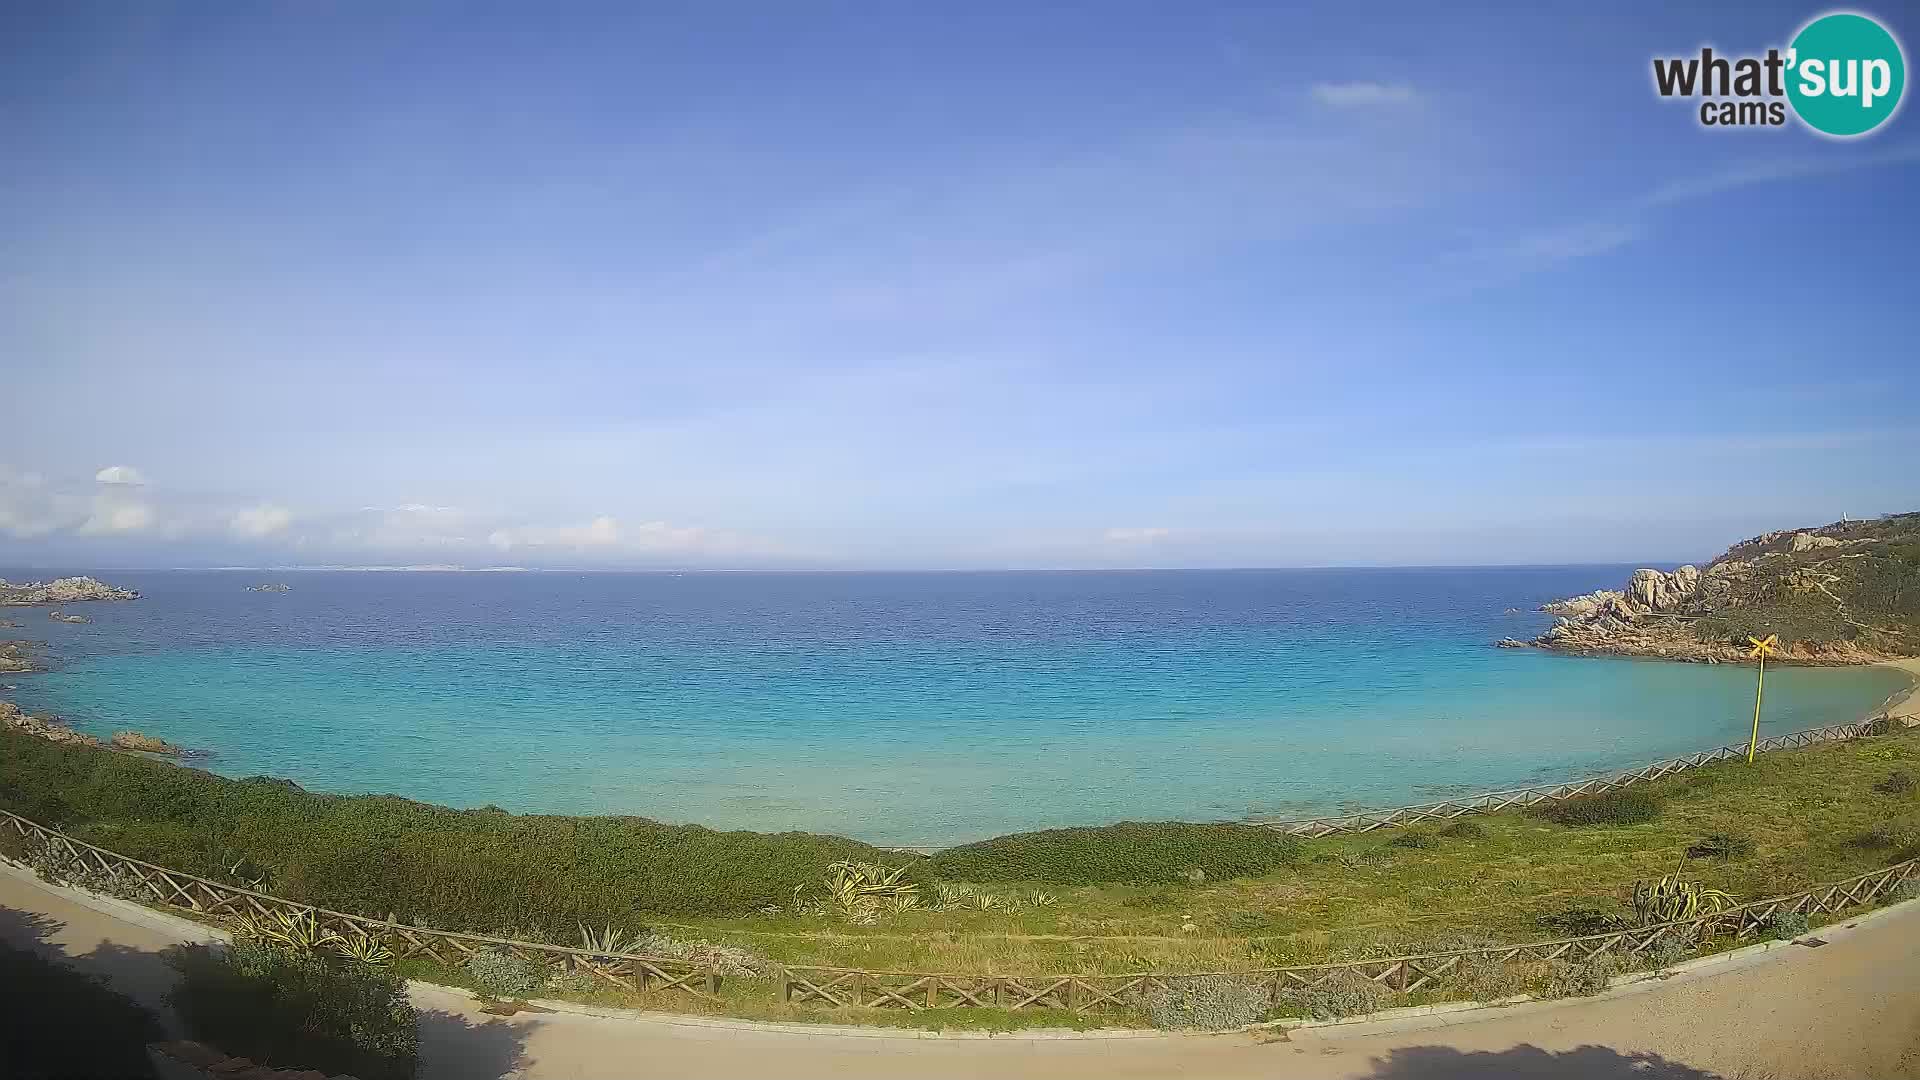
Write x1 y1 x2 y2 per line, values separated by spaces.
24 840 149 902
1451 954 1537 1001
1686 831 1755 862
168 940 417 1080
1142 974 1272 1030
924 821 1303 886
1536 906 1630 936
1847 816 1919 853
463 948 546 1000
1437 819 1487 840
0 729 888 936
633 931 767 977
2 940 165 1079
1535 788 1661 827
1874 770 1916 796
1891 878 1920 903
1387 831 1435 850
1641 934 1695 969
545 964 600 996
1761 911 1810 940
1536 954 1620 999
1274 969 1392 1020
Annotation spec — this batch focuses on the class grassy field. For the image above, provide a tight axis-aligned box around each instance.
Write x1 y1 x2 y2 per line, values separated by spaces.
6 720 1919 991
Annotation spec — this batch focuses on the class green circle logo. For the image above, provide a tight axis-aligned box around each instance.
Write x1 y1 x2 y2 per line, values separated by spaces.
1787 12 1907 137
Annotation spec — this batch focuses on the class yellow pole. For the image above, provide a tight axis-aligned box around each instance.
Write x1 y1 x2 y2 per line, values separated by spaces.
1747 650 1766 763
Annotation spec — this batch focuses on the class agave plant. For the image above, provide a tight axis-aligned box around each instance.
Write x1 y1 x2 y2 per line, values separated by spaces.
1632 875 1735 926
323 925 395 966
823 861 919 917
233 908 330 951
578 922 644 956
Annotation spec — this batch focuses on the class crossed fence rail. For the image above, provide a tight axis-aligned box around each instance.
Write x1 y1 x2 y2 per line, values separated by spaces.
1242 721 1883 837
3 715 1915 1017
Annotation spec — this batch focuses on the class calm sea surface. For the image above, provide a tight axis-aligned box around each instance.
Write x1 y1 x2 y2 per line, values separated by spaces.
3 568 1909 847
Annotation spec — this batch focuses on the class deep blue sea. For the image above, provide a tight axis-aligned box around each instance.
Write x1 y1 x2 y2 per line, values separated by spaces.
3 568 1910 847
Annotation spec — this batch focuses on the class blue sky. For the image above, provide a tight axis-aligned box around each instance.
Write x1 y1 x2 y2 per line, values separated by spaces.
2 2 1916 569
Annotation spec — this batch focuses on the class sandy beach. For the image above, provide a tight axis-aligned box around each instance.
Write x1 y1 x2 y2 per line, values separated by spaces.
1875 656 1920 726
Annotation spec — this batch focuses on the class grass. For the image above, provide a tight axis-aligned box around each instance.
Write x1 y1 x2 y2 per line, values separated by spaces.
5 722 1920 1027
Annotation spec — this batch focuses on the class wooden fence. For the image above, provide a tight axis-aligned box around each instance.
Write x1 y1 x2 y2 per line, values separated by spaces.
0 809 722 1000
3 715 1915 1020
1242 720 1884 837
779 854 1920 1012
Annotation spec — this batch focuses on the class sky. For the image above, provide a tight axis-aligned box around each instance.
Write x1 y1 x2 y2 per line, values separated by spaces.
2 2 1917 570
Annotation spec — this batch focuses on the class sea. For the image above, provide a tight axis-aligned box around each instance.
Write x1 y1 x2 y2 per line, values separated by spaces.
2 567 1909 848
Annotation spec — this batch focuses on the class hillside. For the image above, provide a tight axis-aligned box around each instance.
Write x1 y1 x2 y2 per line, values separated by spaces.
1514 512 1920 663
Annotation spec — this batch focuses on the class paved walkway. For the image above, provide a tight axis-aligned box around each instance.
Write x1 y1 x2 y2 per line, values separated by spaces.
5 866 1917 1079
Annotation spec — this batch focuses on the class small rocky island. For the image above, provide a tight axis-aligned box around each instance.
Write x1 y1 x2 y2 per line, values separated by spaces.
0 576 139 605
48 610 90 624
247 582 292 592
1501 512 1920 664
1 640 37 674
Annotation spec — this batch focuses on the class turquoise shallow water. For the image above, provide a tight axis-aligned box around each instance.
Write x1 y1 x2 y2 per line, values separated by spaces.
4 568 1909 847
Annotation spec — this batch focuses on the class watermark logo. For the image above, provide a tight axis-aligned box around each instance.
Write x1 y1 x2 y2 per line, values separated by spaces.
1652 10 1906 137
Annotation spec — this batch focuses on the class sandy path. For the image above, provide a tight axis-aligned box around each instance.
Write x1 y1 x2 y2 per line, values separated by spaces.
5 865 1918 1080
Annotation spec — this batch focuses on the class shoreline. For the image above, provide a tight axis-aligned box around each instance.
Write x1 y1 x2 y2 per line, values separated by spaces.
1872 656 1920 726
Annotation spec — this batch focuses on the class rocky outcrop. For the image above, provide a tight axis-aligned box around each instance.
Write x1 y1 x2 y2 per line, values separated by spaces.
49 610 90 624
0 640 35 673
247 583 292 593
0 576 139 605
1508 512 1920 665
111 730 185 755
0 701 102 748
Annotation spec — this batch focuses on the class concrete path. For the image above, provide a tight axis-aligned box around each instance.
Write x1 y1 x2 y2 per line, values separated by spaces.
5 866 1917 1080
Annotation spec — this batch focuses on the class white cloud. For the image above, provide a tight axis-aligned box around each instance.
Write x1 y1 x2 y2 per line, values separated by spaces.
1104 526 1172 543
231 503 294 538
1310 82 1419 107
94 465 147 486
488 515 626 550
77 496 154 534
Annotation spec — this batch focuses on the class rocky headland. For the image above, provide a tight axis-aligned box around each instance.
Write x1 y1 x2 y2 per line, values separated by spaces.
1 700 193 756
1501 512 1920 664
0 576 139 605
0 700 102 748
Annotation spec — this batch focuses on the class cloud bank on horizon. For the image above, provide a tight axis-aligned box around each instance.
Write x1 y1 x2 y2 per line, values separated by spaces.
2 3 1916 570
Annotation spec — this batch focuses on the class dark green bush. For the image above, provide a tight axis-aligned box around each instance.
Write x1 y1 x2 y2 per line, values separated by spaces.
167 941 418 1080
1437 819 1487 840
1 941 164 1078
1388 830 1435 849
1536 906 1630 936
1761 911 1810 940
1535 788 1661 827
1874 771 1916 796
0 730 886 936
924 822 1303 886
1686 831 1755 861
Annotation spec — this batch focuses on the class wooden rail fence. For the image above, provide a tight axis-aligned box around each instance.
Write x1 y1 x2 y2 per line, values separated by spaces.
3 715 1916 1019
1242 720 1886 837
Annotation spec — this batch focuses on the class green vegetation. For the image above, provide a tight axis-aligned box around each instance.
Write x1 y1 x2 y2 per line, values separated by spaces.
1534 787 1662 826
923 821 1304 885
0 940 163 1079
168 939 418 1080
1685 831 1755 861
1689 511 1920 653
6 718 1920 1030
0 729 886 939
